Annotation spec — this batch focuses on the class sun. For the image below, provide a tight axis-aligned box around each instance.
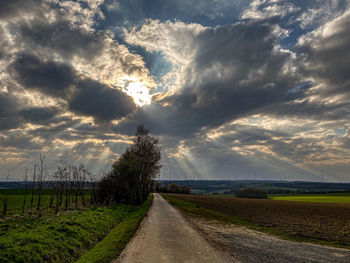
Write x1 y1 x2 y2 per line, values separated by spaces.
122 81 151 107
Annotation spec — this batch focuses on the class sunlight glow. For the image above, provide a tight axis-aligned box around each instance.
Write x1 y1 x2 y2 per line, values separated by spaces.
122 81 151 107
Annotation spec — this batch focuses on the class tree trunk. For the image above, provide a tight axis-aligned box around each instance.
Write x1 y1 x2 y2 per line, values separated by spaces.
30 165 37 209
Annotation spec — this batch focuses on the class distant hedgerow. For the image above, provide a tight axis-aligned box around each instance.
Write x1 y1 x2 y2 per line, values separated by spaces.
235 187 267 199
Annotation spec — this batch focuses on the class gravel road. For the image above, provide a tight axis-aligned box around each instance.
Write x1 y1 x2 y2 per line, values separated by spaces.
115 193 232 263
186 214 350 263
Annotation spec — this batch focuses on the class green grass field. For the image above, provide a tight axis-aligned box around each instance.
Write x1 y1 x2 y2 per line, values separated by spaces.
214 192 350 204
0 193 52 214
270 193 350 203
0 189 91 215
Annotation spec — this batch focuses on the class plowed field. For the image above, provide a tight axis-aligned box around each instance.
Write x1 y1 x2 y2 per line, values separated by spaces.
165 194 350 246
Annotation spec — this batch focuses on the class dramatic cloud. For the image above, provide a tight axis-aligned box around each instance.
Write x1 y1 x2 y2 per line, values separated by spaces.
9 54 75 99
0 0 37 19
69 79 136 122
19 107 59 123
9 53 137 122
0 0 349 182
119 19 296 137
0 92 21 130
297 8 350 100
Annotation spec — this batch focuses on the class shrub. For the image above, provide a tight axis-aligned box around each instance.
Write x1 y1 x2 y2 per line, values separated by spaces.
235 187 267 199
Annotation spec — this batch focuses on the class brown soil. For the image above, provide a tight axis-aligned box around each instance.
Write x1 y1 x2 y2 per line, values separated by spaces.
167 194 350 245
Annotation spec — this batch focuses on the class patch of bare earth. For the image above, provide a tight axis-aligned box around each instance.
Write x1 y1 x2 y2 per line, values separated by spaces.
167 194 350 245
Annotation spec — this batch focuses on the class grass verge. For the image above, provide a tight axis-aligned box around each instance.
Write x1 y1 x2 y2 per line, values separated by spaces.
0 205 133 263
75 194 153 263
162 194 350 249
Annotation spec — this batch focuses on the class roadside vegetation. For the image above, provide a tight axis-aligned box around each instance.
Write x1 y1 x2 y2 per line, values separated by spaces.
0 198 153 263
0 204 131 262
163 193 350 248
0 125 160 263
76 195 152 263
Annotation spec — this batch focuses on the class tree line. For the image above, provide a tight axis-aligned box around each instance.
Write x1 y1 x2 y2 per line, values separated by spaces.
155 182 191 194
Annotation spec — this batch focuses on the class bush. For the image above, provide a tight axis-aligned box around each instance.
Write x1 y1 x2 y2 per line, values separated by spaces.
95 174 128 204
235 187 267 199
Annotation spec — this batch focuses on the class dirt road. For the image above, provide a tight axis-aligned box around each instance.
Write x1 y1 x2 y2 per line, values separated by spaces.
116 193 232 263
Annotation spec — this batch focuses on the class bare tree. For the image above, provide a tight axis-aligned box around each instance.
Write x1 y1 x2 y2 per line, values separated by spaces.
64 164 72 211
2 174 10 217
53 163 67 214
89 171 99 205
79 164 88 206
22 168 29 213
48 172 56 209
30 164 37 209
36 154 46 212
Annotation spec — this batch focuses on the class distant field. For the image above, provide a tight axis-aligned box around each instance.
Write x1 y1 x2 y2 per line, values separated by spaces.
164 193 350 248
0 189 91 215
215 192 350 203
270 193 350 203
0 193 52 214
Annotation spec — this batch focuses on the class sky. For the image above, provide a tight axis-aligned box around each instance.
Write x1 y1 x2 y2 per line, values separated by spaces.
0 0 350 182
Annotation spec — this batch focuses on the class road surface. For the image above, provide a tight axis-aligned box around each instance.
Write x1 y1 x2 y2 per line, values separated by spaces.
116 193 232 263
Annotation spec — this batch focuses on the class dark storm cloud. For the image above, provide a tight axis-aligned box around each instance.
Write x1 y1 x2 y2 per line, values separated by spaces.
19 107 59 123
9 54 137 122
115 21 297 137
9 54 75 98
0 92 21 130
0 93 18 117
0 0 36 19
297 9 350 99
0 82 63 131
20 21 104 60
69 79 136 122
